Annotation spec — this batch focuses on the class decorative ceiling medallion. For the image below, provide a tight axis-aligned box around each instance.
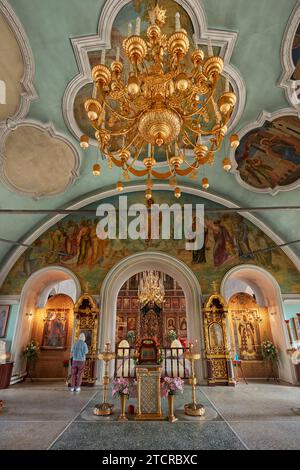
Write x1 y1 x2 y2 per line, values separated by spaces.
229 109 300 195
63 0 245 161
279 0 300 111
0 0 37 127
0 121 80 199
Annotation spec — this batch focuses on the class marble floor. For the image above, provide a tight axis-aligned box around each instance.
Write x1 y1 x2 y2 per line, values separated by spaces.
0 379 300 450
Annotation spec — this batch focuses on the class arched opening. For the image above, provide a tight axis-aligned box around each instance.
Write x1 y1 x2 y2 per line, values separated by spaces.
99 251 204 382
115 272 187 347
227 292 276 379
221 265 296 384
11 266 81 382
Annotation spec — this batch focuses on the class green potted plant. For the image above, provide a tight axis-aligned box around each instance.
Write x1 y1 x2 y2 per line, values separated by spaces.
126 330 136 346
23 340 40 381
167 329 177 345
262 339 278 380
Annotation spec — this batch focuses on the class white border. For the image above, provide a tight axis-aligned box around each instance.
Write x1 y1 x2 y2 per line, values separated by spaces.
229 107 300 195
62 0 245 151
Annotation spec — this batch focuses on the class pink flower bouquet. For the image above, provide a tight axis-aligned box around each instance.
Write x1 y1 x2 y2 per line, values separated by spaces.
112 377 135 398
161 377 184 397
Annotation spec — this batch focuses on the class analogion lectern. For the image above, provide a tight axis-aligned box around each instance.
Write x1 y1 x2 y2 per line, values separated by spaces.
134 339 164 420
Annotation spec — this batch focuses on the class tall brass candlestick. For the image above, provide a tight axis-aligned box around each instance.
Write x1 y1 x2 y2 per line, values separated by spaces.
94 342 116 416
184 343 205 416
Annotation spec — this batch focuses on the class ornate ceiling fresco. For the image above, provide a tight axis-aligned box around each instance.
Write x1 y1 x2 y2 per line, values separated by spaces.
1 0 300 280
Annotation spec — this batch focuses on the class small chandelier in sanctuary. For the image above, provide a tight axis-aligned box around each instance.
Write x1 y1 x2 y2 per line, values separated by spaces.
138 271 165 308
80 3 240 198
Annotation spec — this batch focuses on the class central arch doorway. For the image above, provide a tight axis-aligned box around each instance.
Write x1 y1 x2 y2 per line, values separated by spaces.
99 251 204 383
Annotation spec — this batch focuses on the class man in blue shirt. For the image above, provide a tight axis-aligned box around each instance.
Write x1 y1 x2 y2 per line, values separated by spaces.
70 332 89 392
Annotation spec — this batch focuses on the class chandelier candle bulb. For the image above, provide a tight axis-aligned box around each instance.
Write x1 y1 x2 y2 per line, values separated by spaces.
116 181 124 192
174 187 181 199
222 158 231 172
128 23 132 36
92 163 101 176
80 135 89 149
202 177 209 189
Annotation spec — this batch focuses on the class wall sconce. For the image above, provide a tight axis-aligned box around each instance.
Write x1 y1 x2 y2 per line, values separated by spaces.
269 311 277 316
26 311 33 318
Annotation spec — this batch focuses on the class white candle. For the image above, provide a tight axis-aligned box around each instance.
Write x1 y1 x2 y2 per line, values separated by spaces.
128 22 132 36
175 12 181 31
208 38 213 57
100 49 106 65
135 17 141 36
225 75 229 92
193 33 197 48
116 46 120 62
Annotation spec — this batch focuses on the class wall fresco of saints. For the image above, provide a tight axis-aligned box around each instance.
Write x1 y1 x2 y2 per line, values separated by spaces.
1 191 299 296
234 115 300 190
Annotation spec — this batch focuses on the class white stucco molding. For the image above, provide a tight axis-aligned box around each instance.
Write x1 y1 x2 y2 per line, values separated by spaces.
278 0 300 111
62 0 245 150
98 250 205 382
229 107 300 195
0 0 38 126
0 182 299 289
0 119 81 199
0 295 20 305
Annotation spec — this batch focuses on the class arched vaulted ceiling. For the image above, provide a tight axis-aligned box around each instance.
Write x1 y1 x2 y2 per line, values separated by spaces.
1 0 300 274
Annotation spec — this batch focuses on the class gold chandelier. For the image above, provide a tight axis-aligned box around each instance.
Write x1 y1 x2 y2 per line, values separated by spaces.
80 3 240 198
138 271 165 308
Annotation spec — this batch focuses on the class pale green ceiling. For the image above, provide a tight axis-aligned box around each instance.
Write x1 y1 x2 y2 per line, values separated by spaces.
0 0 300 268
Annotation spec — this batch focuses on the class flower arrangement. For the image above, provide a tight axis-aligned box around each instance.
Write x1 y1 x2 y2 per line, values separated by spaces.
167 329 177 344
262 340 278 363
126 330 136 345
112 377 135 398
161 377 184 397
23 340 40 362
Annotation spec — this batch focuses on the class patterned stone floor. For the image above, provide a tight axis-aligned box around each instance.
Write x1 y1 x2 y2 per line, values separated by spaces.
1 379 300 450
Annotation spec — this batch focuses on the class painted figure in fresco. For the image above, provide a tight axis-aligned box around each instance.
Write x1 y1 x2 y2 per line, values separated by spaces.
47 223 66 263
231 216 253 259
187 216 209 264
77 220 92 265
253 232 273 269
242 158 274 186
292 26 300 80
206 219 235 267
238 314 256 358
